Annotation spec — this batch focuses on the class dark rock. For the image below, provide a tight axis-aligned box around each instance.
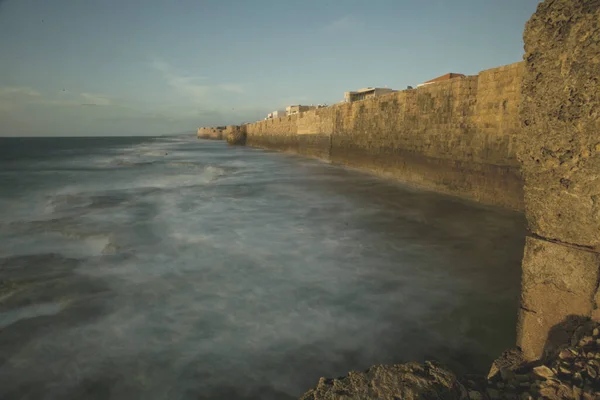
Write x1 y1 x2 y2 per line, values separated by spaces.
487 349 525 381
467 390 482 400
299 362 465 400
485 388 500 400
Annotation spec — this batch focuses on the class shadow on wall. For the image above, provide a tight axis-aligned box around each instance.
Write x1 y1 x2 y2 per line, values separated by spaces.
540 315 598 363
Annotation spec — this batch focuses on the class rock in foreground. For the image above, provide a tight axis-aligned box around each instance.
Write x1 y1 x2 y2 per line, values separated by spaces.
300 321 600 399
299 361 466 400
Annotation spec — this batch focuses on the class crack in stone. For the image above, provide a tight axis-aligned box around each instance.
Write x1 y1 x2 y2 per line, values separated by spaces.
540 280 575 295
520 305 537 314
529 231 599 254
593 263 600 310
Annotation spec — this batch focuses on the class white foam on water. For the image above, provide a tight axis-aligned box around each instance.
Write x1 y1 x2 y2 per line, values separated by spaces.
0 136 527 399
0 302 63 329
1 231 112 259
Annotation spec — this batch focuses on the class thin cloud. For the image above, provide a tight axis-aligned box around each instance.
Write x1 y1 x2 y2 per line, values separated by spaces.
0 86 118 108
219 84 244 94
0 86 42 97
325 15 363 31
0 86 43 111
152 59 211 102
152 58 245 101
80 92 111 106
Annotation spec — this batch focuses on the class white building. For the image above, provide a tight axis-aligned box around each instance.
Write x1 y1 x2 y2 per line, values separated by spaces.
343 87 397 103
267 110 286 119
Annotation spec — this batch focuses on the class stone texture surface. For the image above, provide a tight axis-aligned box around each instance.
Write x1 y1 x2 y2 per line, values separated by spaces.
299 362 466 400
197 127 226 140
245 63 525 210
518 0 600 248
517 237 600 361
517 0 600 363
300 321 600 400
224 125 247 145
486 320 600 400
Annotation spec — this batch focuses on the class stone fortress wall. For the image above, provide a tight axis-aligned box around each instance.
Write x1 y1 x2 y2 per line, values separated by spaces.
197 127 226 140
242 62 525 210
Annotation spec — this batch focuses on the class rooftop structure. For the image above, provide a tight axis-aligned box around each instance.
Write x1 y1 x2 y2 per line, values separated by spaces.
344 87 396 103
266 110 286 120
417 73 466 88
286 105 316 116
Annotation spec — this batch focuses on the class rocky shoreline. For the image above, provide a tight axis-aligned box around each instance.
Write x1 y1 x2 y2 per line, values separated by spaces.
300 320 600 400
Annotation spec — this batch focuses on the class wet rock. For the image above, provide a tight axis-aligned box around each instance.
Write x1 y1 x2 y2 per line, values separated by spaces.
486 388 500 400
538 386 558 399
299 361 465 400
487 349 525 381
559 349 577 361
578 337 594 348
515 374 529 383
467 390 482 400
585 364 597 379
533 365 555 380
478 321 600 399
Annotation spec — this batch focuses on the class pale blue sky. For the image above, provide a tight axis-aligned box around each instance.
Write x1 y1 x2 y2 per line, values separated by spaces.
0 0 540 136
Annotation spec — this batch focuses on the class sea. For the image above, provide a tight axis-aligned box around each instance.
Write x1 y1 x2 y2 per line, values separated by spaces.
0 136 526 399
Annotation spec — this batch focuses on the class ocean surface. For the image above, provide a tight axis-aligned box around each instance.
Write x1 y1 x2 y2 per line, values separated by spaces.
0 136 526 400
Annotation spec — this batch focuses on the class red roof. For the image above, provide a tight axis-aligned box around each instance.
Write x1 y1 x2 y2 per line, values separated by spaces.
423 73 465 84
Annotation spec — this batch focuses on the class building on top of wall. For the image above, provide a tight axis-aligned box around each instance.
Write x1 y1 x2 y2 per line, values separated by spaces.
344 87 397 103
416 73 466 88
266 110 286 120
286 105 318 116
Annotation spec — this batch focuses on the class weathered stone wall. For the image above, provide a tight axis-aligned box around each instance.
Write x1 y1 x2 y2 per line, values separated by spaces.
197 127 225 140
330 64 524 210
474 62 525 162
224 125 247 145
516 0 600 361
245 111 332 159
245 62 525 210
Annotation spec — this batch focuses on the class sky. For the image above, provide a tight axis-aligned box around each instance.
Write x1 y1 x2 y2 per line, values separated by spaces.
0 0 541 137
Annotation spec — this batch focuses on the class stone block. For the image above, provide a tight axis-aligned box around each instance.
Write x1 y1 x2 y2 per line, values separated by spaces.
519 0 600 248
517 236 600 360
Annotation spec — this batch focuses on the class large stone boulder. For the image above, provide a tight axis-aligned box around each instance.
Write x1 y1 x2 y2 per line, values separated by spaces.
518 0 600 247
517 0 600 361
